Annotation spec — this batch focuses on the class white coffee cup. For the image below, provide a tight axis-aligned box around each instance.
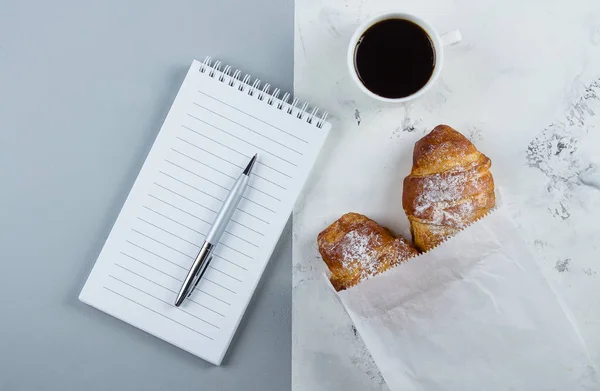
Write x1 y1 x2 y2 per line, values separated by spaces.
347 12 461 103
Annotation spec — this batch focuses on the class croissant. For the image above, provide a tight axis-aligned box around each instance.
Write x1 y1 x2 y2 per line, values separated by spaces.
318 213 419 291
402 125 495 252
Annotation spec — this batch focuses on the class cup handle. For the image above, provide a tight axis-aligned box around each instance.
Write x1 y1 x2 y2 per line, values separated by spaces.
440 30 462 46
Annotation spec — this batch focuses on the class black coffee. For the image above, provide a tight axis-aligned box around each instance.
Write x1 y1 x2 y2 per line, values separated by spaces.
354 18 435 99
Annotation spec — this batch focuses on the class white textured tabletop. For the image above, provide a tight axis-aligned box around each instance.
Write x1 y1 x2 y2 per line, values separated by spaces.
292 0 600 390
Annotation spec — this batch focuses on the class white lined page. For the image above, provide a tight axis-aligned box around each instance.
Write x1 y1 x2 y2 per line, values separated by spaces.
79 60 331 365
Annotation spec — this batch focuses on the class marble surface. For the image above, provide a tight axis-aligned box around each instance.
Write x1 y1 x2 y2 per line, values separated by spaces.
292 0 600 389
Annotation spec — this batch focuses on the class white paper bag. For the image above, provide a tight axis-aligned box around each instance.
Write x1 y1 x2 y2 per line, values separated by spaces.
335 205 598 390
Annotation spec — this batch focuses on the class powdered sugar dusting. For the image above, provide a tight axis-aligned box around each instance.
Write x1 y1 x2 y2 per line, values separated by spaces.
340 230 382 281
444 200 475 227
415 172 469 208
414 170 480 227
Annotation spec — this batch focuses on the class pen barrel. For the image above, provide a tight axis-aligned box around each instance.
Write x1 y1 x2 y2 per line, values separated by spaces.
205 173 249 244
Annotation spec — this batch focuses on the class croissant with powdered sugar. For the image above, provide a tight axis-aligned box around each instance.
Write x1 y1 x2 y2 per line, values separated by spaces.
402 125 495 251
318 213 418 291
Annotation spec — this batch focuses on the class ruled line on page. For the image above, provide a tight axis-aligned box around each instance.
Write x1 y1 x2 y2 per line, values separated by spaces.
148 194 212 226
209 266 243 283
111 269 227 318
159 171 222 203
137 217 254 260
204 278 237 294
155 178 271 225
176 135 293 180
126 237 245 274
110 263 221 312
109 273 224 322
155 177 272 225
171 148 287 192
120 253 239 297
212 254 247 270
135 207 253 271
120 251 182 281
219 243 254 259
227 218 264 235
179 126 292 178
138 217 199 247
176 135 292 180
148 194 216 229
103 286 214 339
165 160 229 191
191 102 304 155
142 205 259 248
181 125 245 158
125 240 187 270
196 89 310 144
158 170 276 214
167 157 285 209
172 143 288 191
115 263 170 290
254 161 292 179
153 183 218 214
166 152 286 204
120 251 231 306
132 229 193 259
169 148 283 200
171 148 235 180
247 185 282 202
198 289 231 306
242 197 276 213
149 191 266 236
142 206 204 235
175 135 240 169
236 209 270 225
128 231 246 274
220 229 259 248
187 114 299 167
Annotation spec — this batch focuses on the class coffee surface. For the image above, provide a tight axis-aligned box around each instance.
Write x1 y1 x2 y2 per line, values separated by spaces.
354 19 436 99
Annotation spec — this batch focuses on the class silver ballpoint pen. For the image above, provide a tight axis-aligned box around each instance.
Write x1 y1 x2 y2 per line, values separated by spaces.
174 153 257 307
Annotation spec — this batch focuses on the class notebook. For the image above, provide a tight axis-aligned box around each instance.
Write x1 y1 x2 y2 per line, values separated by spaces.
79 58 331 365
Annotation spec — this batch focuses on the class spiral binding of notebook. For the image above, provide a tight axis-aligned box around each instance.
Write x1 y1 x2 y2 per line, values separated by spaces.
199 57 329 129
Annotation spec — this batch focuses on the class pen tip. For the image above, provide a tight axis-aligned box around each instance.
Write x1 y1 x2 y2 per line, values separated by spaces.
174 294 184 307
243 153 258 175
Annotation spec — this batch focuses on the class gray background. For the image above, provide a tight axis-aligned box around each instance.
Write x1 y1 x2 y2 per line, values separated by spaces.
0 1 292 390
